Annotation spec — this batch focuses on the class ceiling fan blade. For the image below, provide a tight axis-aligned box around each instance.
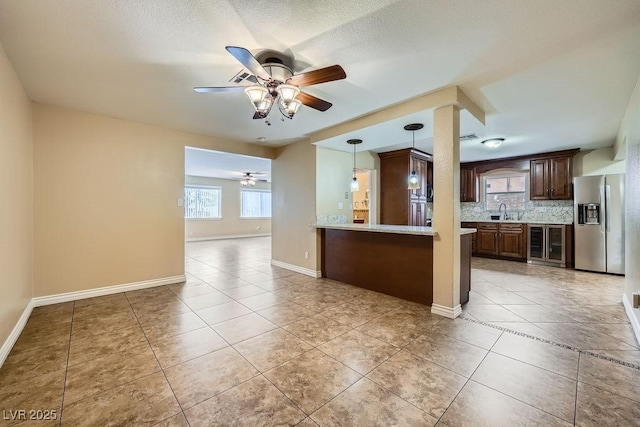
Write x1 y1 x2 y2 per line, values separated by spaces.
226 46 271 81
297 92 333 112
193 86 247 93
287 65 346 87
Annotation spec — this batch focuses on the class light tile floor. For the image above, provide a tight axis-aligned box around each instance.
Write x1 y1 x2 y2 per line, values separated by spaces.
1 237 638 426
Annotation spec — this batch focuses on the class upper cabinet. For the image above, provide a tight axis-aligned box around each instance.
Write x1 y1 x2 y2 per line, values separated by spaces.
460 166 478 202
462 149 578 203
530 154 574 200
379 148 433 226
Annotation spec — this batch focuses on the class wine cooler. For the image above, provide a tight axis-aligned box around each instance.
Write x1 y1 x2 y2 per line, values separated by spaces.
527 224 566 267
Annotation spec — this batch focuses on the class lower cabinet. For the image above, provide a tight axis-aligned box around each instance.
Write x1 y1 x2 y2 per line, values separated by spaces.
476 224 499 255
465 222 527 261
498 224 527 259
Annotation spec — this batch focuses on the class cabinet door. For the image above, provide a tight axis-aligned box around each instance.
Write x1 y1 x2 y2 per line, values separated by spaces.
530 159 549 200
549 157 572 199
547 226 565 262
460 167 477 202
410 202 426 226
410 156 428 201
498 231 524 258
476 229 498 255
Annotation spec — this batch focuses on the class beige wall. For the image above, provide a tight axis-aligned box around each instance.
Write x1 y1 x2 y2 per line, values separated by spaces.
185 175 271 239
316 147 378 221
573 147 626 176
272 140 318 272
316 147 353 219
618 77 640 314
33 103 275 296
0 42 33 346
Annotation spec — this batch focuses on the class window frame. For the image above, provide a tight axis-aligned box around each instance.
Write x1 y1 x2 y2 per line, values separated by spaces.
239 188 272 219
482 170 529 212
184 185 223 220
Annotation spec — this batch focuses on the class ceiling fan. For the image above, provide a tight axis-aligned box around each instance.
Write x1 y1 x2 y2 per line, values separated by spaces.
236 172 267 187
194 46 346 121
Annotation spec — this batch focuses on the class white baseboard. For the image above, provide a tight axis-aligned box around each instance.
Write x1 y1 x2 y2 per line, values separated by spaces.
431 303 463 319
32 275 187 307
270 259 321 278
186 233 271 242
622 293 640 346
0 274 186 369
0 299 35 368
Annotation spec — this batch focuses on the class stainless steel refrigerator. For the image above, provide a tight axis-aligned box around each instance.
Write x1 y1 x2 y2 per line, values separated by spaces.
573 174 625 274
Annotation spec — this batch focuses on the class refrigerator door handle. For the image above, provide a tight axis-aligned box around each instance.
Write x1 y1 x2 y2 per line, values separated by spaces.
605 185 611 232
600 185 606 233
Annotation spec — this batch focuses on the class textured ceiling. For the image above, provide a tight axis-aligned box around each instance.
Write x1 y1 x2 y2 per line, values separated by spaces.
185 147 271 181
1 0 639 161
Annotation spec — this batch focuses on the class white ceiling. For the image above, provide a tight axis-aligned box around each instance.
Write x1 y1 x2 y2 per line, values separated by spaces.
1 0 639 161
185 147 271 181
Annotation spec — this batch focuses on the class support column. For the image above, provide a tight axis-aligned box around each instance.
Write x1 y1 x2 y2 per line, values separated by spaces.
432 104 461 319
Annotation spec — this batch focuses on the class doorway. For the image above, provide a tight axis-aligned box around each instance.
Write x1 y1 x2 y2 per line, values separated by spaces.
352 171 372 224
184 147 272 242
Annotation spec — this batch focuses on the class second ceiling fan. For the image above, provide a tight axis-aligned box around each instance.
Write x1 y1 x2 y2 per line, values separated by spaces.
194 46 346 121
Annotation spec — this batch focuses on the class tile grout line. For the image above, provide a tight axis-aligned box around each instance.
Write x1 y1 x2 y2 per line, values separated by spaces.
183 294 311 418
56 302 76 427
460 316 640 371
123 291 186 422
573 352 580 426
306 318 446 421
435 327 505 424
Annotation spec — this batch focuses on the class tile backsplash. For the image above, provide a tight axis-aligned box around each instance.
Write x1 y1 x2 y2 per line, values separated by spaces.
316 215 348 225
460 200 574 223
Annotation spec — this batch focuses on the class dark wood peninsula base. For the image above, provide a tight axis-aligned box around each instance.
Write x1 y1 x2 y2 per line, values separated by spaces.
319 226 474 306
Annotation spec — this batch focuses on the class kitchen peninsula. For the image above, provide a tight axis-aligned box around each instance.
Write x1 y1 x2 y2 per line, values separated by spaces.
315 224 476 306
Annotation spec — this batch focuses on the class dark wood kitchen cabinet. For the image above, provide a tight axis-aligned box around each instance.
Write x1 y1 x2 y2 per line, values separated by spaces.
460 166 478 202
497 223 527 259
530 155 573 200
476 223 498 255
472 222 527 261
461 222 477 253
380 148 433 226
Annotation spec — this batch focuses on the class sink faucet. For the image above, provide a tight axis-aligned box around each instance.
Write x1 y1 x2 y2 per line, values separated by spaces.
498 203 507 220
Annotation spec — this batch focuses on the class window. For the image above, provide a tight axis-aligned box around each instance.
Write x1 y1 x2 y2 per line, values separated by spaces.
484 173 527 211
184 186 221 219
240 189 271 218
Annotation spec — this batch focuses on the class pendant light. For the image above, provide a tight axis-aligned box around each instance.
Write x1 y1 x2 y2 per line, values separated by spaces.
347 139 362 192
404 123 424 190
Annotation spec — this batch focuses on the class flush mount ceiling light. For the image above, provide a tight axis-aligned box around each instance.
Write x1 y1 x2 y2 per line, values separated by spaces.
404 123 424 190
481 138 505 149
347 139 363 192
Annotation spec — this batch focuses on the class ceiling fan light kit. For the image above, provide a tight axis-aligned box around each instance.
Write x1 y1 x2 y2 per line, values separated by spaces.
240 173 257 187
194 46 346 123
481 138 504 149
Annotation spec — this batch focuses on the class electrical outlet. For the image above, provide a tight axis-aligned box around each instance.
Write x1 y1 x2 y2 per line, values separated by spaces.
177 198 184 207
337 202 343 210
304 251 309 260
345 192 349 199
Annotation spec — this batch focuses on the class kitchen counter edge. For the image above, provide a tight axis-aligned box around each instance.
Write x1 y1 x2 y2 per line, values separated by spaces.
313 223 478 236
461 220 573 225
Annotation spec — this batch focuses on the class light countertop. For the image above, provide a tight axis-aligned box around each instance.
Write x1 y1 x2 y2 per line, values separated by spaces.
461 219 573 225
313 223 477 236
